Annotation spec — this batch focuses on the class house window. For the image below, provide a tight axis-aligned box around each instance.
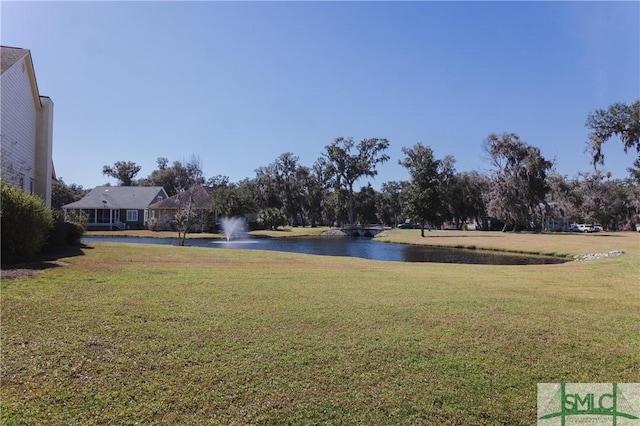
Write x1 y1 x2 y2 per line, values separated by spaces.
96 209 111 224
126 210 138 222
29 178 34 194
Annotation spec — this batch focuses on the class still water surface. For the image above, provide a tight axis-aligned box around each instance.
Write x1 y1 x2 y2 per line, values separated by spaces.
82 236 567 265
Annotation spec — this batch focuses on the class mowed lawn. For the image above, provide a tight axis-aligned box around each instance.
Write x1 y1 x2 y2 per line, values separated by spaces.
1 231 638 425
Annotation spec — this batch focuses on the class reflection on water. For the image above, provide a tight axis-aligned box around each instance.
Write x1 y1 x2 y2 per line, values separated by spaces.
82 236 568 265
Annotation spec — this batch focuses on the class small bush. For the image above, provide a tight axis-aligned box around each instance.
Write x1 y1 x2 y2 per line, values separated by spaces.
64 221 84 245
147 217 158 231
257 208 288 230
63 209 88 229
46 220 85 249
1 180 54 256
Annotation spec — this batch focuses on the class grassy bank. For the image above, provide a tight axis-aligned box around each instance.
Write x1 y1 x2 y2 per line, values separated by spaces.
1 232 638 424
85 226 330 240
377 229 639 258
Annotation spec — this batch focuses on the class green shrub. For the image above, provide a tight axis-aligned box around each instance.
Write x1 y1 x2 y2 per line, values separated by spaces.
257 207 288 230
1 180 54 256
62 209 88 229
46 220 85 249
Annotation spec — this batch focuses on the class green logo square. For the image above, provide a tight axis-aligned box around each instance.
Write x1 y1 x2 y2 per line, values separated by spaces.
538 383 640 425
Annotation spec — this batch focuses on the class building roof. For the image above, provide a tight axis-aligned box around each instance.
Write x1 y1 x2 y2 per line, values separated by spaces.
62 186 167 210
1 45 44 108
148 185 213 210
1 46 29 74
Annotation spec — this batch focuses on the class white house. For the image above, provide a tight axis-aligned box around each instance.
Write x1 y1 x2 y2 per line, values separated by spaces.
0 46 54 206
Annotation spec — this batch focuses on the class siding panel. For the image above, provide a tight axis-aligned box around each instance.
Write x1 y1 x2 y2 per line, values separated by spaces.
0 57 37 191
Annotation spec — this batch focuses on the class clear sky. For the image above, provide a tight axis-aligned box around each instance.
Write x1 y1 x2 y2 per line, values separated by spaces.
2 1 639 189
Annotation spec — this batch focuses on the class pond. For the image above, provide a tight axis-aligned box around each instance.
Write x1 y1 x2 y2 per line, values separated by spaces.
81 236 568 265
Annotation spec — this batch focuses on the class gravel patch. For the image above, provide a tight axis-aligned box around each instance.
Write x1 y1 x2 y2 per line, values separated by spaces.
573 250 624 262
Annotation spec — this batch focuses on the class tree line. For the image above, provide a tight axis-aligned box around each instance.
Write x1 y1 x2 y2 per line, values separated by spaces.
54 100 640 233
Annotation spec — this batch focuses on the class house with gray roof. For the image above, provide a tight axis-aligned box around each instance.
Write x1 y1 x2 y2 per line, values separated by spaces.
1 46 55 206
147 185 214 231
63 186 168 230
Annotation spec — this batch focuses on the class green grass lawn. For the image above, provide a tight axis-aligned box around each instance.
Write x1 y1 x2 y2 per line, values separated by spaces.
1 231 639 425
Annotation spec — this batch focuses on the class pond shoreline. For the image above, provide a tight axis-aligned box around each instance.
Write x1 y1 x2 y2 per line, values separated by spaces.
81 235 570 265
84 229 629 262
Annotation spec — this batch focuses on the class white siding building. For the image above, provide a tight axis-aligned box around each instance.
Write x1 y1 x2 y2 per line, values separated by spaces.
1 46 54 206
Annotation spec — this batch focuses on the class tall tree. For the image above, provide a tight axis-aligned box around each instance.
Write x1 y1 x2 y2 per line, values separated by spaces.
305 158 332 227
484 133 553 231
227 178 260 218
354 184 378 225
572 172 629 230
586 99 640 166
205 175 230 224
545 173 578 230
102 161 141 186
625 159 640 224
51 178 87 210
399 143 444 237
436 155 457 225
442 171 488 229
268 152 308 226
627 158 640 184
376 180 406 227
323 137 390 225
254 164 283 211
142 156 205 196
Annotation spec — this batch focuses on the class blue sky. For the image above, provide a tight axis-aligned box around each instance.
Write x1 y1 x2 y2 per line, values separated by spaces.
2 1 639 189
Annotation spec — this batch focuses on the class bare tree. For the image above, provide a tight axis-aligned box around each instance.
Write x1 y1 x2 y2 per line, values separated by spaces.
173 188 198 246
